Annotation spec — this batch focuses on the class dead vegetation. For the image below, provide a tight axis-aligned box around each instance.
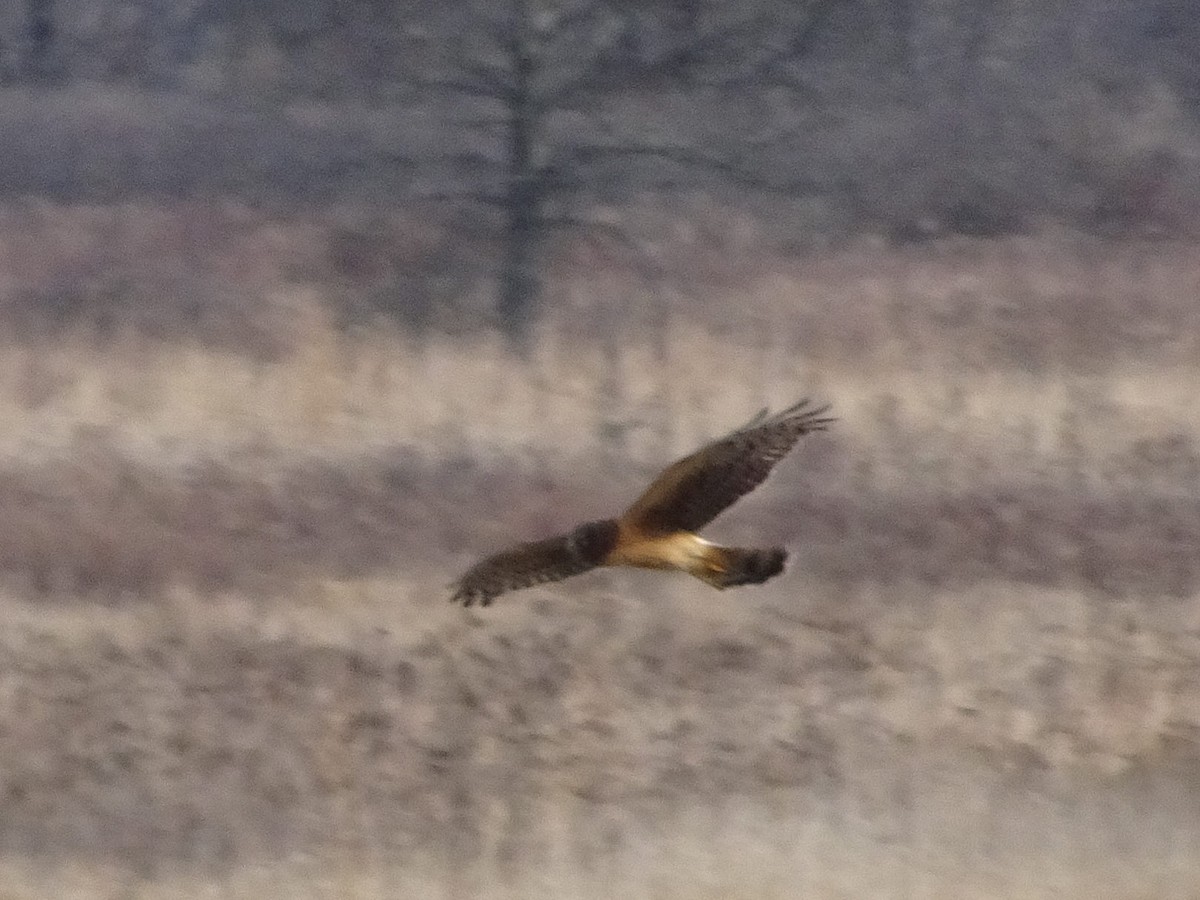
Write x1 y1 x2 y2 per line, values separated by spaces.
0 202 1198 897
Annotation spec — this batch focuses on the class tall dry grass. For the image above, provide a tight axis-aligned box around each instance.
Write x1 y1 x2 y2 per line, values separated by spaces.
0 202 1198 465
0 201 1198 897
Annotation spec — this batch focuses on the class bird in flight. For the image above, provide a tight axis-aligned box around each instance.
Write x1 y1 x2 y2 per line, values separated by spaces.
450 399 834 607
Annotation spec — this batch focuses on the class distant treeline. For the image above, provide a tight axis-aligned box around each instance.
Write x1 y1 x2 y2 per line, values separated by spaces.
0 0 1195 113
1 0 1198 338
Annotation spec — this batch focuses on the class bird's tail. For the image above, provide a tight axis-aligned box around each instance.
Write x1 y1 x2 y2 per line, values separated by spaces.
699 545 788 589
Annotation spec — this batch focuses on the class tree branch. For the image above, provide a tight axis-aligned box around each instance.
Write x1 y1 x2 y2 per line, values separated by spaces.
459 56 511 87
407 74 509 101
542 107 823 196
413 188 507 209
706 0 843 93
534 39 623 114
429 149 507 172
394 45 512 102
549 141 815 196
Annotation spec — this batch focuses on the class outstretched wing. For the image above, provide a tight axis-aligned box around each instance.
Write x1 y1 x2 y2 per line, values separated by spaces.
620 399 834 536
449 520 619 607
450 535 594 607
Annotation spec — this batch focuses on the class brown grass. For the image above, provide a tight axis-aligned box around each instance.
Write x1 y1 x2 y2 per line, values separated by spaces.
1 577 1199 898
0 201 1198 897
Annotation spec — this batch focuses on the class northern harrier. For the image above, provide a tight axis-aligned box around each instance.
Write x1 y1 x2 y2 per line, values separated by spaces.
450 399 834 607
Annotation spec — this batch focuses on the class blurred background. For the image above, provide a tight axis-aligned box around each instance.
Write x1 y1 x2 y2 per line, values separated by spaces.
0 1 1199 897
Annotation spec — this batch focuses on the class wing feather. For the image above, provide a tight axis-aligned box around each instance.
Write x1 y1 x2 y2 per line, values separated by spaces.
620 399 834 535
449 519 618 607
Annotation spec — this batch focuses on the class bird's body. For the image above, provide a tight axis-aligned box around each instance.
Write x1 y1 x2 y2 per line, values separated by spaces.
606 522 712 571
450 399 833 606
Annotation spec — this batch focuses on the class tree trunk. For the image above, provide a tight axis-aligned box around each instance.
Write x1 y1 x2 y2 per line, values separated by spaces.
497 0 543 346
25 0 55 81
498 188 541 342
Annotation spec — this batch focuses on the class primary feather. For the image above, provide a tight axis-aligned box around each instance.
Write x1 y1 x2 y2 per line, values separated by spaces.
449 520 619 607
619 399 834 535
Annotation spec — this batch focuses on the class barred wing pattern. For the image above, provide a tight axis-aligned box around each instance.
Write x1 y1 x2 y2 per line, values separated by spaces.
449 519 619 607
620 399 834 536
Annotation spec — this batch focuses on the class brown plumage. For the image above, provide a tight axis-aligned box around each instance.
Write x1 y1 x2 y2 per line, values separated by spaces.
449 399 834 607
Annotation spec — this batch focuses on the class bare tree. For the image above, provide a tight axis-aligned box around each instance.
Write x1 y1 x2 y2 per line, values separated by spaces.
399 0 842 344
24 0 55 80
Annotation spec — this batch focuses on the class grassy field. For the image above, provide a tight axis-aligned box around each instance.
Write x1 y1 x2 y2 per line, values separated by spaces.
0 202 1198 897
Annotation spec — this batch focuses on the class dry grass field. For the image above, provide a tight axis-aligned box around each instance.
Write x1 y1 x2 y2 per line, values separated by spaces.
0 201 1199 898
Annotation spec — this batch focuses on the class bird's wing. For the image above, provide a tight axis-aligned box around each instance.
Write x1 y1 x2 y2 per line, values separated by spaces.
619 399 834 536
449 521 618 607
